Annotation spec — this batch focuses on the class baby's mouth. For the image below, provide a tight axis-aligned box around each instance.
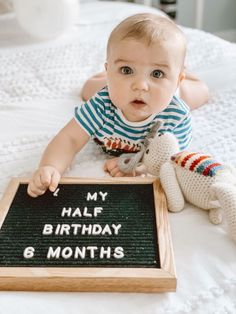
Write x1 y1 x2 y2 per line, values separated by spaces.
130 99 147 107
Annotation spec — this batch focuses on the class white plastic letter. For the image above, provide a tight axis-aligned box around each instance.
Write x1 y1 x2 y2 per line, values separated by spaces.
112 224 122 235
86 192 97 201
42 224 53 235
99 191 108 201
94 207 103 217
61 207 72 217
114 247 124 259
23 247 35 259
61 247 73 259
47 247 61 259
100 246 111 259
87 246 98 258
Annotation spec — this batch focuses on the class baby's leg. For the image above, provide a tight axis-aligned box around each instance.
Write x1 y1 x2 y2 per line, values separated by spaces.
179 71 209 110
80 70 210 110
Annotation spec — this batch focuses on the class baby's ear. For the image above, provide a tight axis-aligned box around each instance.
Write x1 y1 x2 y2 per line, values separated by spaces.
178 71 185 83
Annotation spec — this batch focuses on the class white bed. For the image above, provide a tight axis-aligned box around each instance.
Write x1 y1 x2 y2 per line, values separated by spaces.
0 1 236 313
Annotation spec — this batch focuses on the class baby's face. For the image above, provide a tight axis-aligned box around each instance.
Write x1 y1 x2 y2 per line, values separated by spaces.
106 38 184 122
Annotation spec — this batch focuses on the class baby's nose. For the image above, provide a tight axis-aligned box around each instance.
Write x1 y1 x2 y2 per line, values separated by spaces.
131 77 149 91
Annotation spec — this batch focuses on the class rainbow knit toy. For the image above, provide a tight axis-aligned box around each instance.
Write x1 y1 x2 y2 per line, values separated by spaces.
119 132 236 243
171 152 225 177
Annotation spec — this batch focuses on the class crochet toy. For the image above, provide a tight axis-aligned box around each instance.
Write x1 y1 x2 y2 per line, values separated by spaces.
118 132 236 243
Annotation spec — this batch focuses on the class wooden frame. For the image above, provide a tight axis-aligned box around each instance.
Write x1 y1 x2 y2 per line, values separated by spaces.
0 177 176 292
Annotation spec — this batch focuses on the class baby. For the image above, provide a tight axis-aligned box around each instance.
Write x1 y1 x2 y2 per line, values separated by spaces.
28 13 191 197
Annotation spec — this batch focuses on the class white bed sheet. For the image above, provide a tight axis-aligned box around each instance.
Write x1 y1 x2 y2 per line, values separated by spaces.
0 2 236 313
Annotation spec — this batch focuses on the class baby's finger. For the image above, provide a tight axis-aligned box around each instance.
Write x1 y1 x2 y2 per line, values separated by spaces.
104 158 119 172
49 171 61 192
109 166 123 177
114 171 125 177
27 183 38 197
103 163 108 172
27 182 45 198
32 175 47 193
33 173 46 190
115 169 136 177
125 170 136 177
39 170 52 188
104 162 116 173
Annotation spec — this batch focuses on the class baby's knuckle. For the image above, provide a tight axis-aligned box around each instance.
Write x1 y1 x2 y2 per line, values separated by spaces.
27 188 37 197
41 178 50 186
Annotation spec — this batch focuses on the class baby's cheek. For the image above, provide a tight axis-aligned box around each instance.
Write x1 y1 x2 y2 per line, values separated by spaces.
153 91 173 110
110 88 127 108
150 98 169 114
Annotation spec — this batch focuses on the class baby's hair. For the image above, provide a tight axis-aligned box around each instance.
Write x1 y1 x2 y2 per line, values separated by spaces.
107 13 187 65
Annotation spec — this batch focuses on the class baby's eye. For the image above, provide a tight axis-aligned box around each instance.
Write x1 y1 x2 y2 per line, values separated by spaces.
152 70 164 78
120 66 133 75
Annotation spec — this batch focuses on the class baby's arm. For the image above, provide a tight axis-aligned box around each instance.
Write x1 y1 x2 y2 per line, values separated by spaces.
28 118 90 197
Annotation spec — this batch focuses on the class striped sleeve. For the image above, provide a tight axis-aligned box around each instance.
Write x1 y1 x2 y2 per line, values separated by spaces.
157 96 192 150
173 113 192 150
74 93 105 136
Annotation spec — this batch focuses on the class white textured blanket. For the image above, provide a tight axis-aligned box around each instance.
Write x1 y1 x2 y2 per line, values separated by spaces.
0 2 236 314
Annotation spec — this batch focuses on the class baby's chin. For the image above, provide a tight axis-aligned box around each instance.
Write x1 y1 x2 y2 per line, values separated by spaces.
123 110 155 123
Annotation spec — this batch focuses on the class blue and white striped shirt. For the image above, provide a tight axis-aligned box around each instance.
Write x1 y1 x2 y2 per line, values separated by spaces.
74 87 192 156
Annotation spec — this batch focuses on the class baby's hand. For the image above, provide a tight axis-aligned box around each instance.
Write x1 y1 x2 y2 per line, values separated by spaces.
27 166 61 197
104 157 136 177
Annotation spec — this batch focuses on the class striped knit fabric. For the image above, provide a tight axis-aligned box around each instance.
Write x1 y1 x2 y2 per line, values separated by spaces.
171 152 225 177
74 86 192 156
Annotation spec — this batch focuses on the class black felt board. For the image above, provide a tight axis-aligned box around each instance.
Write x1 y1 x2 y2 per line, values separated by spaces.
0 183 160 268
